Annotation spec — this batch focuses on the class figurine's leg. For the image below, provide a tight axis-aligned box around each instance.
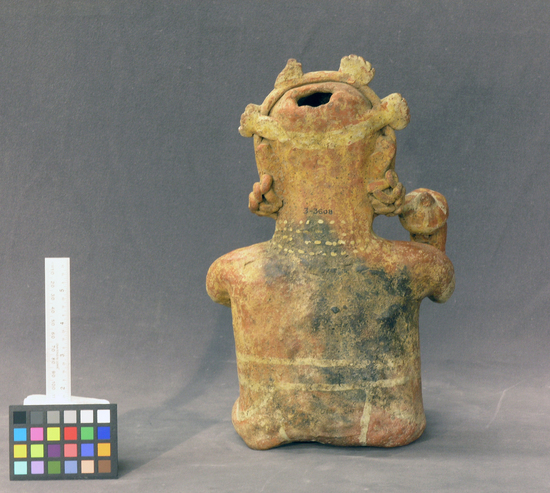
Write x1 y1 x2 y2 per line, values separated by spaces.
364 379 426 447
365 409 426 447
231 398 288 450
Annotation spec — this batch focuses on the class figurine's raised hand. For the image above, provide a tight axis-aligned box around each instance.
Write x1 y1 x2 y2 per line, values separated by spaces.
399 189 449 252
367 170 406 217
248 174 283 219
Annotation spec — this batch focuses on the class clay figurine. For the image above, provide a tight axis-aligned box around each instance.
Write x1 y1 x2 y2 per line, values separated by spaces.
207 55 455 449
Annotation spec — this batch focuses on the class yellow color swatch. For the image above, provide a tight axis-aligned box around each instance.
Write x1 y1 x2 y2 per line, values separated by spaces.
47 427 60 441
13 444 27 458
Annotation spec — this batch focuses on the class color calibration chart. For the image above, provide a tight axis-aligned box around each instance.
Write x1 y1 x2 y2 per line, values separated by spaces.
9 404 118 480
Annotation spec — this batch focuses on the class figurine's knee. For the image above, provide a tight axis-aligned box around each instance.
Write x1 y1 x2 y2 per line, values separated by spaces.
366 407 426 447
231 399 287 450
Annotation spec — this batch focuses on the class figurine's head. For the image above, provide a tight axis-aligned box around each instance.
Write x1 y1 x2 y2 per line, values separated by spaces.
240 56 410 218
240 55 409 146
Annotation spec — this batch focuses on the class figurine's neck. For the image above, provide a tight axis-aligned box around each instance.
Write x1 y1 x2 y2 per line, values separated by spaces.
264 140 382 247
276 197 374 229
272 183 377 254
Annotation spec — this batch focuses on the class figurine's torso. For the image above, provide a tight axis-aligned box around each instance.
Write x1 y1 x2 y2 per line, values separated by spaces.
207 223 452 449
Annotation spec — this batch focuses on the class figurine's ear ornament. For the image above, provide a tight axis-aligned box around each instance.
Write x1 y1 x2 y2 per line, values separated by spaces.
239 104 289 142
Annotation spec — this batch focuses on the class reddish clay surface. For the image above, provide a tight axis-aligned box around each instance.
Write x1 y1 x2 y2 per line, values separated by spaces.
207 56 454 449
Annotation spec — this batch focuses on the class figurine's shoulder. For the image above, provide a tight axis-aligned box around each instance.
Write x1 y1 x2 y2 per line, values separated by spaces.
208 242 270 273
207 242 270 306
373 239 454 302
386 239 451 264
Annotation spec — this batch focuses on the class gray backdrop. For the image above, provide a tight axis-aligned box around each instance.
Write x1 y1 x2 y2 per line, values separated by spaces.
1 1 549 492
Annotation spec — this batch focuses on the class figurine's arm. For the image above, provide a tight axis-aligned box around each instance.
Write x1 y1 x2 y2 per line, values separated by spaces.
397 188 454 301
248 174 283 219
424 251 455 303
399 188 455 303
206 258 231 307
401 239 454 303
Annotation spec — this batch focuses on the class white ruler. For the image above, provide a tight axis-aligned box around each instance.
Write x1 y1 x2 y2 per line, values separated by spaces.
45 257 71 401
24 258 108 405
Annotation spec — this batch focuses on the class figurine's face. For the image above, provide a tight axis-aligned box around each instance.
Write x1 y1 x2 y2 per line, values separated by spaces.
269 82 373 135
